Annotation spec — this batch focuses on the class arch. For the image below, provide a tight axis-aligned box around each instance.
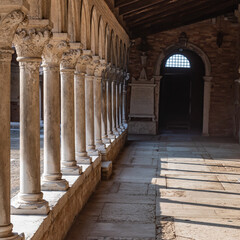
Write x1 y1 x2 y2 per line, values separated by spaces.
123 44 127 70
119 40 123 68
165 54 191 68
68 0 80 42
98 16 105 59
105 24 111 63
154 42 212 136
154 42 211 76
90 6 99 55
110 30 116 66
49 0 67 32
115 35 119 67
80 0 91 49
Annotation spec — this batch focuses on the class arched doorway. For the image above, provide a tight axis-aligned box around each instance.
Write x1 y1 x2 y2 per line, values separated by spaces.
159 50 205 133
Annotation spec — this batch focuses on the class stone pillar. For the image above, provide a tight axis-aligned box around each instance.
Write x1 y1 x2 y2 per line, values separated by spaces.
122 72 129 125
202 76 212 136
94 60 107 150
106 67 115 139
85 54 99 156
75 50 92 164
116 70 122 133
60 44 82 175
101 66 111 144
41 34 69 190
12 20 51 215
119 73 124 130
111 68 119 136
0 9 26 239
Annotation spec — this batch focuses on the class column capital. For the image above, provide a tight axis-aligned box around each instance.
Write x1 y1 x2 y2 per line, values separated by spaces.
75 49 92 74
14 19 52 60
60 43 82 70
0 9 27 50
86 55 100 76
94 59 107 78
42 33 70 67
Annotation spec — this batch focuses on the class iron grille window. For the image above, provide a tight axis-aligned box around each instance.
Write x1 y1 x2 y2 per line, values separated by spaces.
165 54 191 68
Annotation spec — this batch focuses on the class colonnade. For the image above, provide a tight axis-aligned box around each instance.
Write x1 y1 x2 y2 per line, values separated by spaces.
0 12 129 240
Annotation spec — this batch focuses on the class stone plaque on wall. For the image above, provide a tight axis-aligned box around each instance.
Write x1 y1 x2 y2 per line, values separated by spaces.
129 83 156 120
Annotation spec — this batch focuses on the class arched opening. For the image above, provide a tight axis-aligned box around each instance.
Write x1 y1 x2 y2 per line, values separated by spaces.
159 50 205 133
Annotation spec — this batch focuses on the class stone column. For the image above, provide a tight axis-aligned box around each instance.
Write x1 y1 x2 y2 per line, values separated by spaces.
94 60 107 150
75 50 92 164
106 67 115 139
41 34 69 190
202 76 212 136
122 72 129 125
12 20 51 215
85 55 99 156
60 44 82 175
0 9 26 239
101 66 111 144
116 70 122 133
119 73 124 130
111 68 119 136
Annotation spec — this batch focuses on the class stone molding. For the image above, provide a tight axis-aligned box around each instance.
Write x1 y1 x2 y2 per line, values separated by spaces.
14 20 52 60
0 10 27 49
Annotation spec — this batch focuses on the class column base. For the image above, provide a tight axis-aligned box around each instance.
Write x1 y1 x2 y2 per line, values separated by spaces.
87 149 99 157
61 165 82 175
108 133 116 140
102 137 111 144
76 156 92 164
0 233 24 240
41 178 69 191
96 141 106 150
11 196 50 215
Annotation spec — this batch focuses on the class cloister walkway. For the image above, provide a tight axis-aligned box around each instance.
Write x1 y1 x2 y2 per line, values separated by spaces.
65 134 240 240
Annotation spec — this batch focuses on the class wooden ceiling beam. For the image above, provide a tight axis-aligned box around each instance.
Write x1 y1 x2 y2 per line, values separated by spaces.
131 6 235 38
114 0 139 8
119 0 166 15
128 0 229 28
123 0 200 22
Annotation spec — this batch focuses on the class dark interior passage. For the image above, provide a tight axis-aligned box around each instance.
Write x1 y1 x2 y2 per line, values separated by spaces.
159 50 205 133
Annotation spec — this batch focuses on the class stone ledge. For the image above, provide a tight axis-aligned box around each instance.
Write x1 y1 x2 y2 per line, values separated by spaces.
101 161 113 180
11 156 101 240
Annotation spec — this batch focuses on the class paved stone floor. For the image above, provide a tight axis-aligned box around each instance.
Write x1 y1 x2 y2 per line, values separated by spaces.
65 134 240 240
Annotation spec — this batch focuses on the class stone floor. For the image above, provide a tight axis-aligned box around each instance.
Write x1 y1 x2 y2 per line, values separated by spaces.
65 134 240 240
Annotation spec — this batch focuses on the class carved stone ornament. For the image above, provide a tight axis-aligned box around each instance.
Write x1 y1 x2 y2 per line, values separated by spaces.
19 61 40 75
14 27 52 59
86 56 100 76
94 60 107 78
60 48 81 70
75 52 92 74
42 39 69 66
0 10 27 49
109 67 117 82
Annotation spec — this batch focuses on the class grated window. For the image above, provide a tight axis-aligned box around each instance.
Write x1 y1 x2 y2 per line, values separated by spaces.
165 54 191 68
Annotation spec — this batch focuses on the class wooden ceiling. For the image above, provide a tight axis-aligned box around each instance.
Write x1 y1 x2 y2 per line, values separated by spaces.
110 0 240 39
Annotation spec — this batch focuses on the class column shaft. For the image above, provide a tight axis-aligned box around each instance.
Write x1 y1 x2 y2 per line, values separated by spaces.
75 72 92 163
107 77 115 139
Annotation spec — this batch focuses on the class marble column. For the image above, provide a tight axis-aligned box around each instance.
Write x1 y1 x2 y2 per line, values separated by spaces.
41 34 69 190
0 9 26 239
111 68 119 136
12 20 51 215
202 76 212 136
75 50 92 164
115 70 122 133
85 55 99 156
60 44 82 174
119 74 124 130
122 72 129 125
101 67 111 144
106 67 116 139
94 60 107 150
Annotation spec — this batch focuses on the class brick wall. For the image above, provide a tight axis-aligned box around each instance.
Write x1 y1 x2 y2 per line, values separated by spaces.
128 17 240 137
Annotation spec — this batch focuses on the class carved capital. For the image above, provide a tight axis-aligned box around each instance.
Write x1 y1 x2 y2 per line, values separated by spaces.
94 59 107 78
0 10 27 49
19 61 41 75
86 55 100 76
14 20 52 59
75 50 92 74
109 67 117 82
42 39 69 66
60 48 81 70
